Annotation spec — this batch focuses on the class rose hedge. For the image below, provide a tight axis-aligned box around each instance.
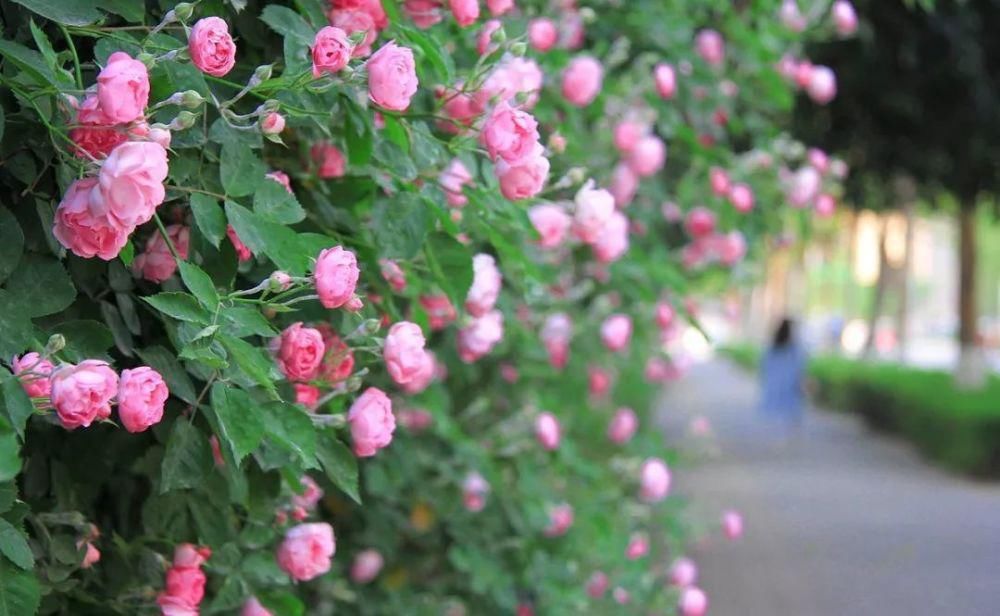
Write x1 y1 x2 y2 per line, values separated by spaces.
0 0 849 614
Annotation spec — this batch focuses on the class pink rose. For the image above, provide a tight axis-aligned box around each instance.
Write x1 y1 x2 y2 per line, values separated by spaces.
330 9 378 57
462 471 489 512
548 133 566 153
80 542 101 568
272 323 325 381
528 18 558 52
613 121 644 153
627 135 666 177
607 407 638 444
367 42 419 111
722 510 744 539
670 557 698 588
134 224 189 283
311 142 346 179
710 167 731 196
486 0 513 15
496 146 549 201
11 352 55 399
541 312 572 369
588 366 611 398
788 166 821 206
295 383 321 408
457 310 504 362
379 259 407 292
729 183 754 212
832 0 858 36
654 63 677 99
242 597 273 616
89 141 168 233
292 475 324 510
481 101 540 164
684 207 716 238
70 95 126 159
449 0 479 26
679 587 708 616
815 193 836 217
655 302 675 329
318 325 356 384
592 211 629 263
779 0 807 31
117 366 168 433
312 26 353 77
420 294 457 330
573 183 615 243
625 533 648 560
586 571 609 598
477 19 502 56
158 595 199 616
600 314 632 352
96 52 149 123
348 387 395 457
715 230 746 266
639 457 671 502
384 321 429 385
613 587 630 605
314 246 360 309
267 170 293 193
807 65 837 104
189 17 237 77
405 0 444 28
535 412 561 450
397 406 433 430
695 30 725 67
227 225 253 262
466 254 502 317
529 203 571 249
261 112 285 135
50 361 118 430
163 566 205 608
609 163 639 207
440 159 473 207
808 148 830 173
544 503 573 537
561 56 603 106
350 549 384 584
277 523 336 581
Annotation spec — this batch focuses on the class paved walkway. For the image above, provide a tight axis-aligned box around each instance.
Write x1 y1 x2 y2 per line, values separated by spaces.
659 359 1000 616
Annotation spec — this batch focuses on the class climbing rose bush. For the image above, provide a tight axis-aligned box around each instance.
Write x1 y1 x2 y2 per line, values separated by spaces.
0 0 849 613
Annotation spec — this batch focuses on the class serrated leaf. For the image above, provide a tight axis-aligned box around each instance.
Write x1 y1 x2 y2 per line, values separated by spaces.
208 384 266 464
0 209 22 288
218 335 278 395
0 557 40 616
261 403 317 467
316 431 360 504
178 262 220 308
189 194 226 248
254 179 305 224
424 233 473 309
143 293 211 324
136 346 198 405
9 0 102 25
0 292 32 360
0 483 15 514
261 5 314 42
373 140 418 181
224 202 314 275
1 372 34 439
220 306 276 338
371 194 429 260
5 255 75 318
48 321 113 363
0 518 32 570
0 418 19 484
160 420 213 493
220 142 265 198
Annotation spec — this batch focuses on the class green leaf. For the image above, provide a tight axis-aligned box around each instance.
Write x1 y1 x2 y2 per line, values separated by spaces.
0 557 39 616
224 202 313 275
261 403 317 467
8 0 101 26
254 179 305 224
343 96 374 166
28 19 57 70
5 255 75 318
136 346 198 405
260 5 315 42
371 194 429 260
118 240 134 266
0 292 33 360
373 140 418 181
0 418 20 484
220 306 276 338
0 483 15 514
49 321 114 363
218 335 278 394
95 0 144 21
316 431 360 504
143 293 211 324
424 232 473 309
220 142 265 198
1 372 34 439
0 519 32 570
0 38 70 88
257 590 305 616
209 384 266 464
394 23 455 83
189 194 226 248
177 262 220 308
160 420 213 493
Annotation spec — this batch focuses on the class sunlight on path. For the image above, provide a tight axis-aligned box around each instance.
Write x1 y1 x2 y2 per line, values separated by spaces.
660 359 1000 616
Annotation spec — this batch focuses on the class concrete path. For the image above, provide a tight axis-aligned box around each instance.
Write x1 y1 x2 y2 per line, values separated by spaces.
659 359 1000 616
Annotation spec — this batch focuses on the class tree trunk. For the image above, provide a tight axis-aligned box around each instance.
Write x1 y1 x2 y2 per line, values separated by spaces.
896 204 914 362
862 217 889 358
955 203 985 388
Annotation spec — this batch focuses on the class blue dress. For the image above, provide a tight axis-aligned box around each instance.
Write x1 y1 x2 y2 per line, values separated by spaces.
758 344 807 424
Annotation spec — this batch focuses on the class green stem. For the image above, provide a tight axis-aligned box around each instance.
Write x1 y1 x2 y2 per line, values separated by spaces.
152 213 181 261
58 25 84 90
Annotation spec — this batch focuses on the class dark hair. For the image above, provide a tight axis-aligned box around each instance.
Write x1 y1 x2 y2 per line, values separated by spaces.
772 318 793 349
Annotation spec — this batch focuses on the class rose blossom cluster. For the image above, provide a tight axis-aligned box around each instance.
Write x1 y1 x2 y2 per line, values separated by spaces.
571 182 630 263
157 544 211 615
462 471 490 512
777 54 838 105
540 312 572 369
781 149 847 216
458 254 505 363
327 0 388 58
12 353 168 433
277 522 336 581
480 99 550 201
